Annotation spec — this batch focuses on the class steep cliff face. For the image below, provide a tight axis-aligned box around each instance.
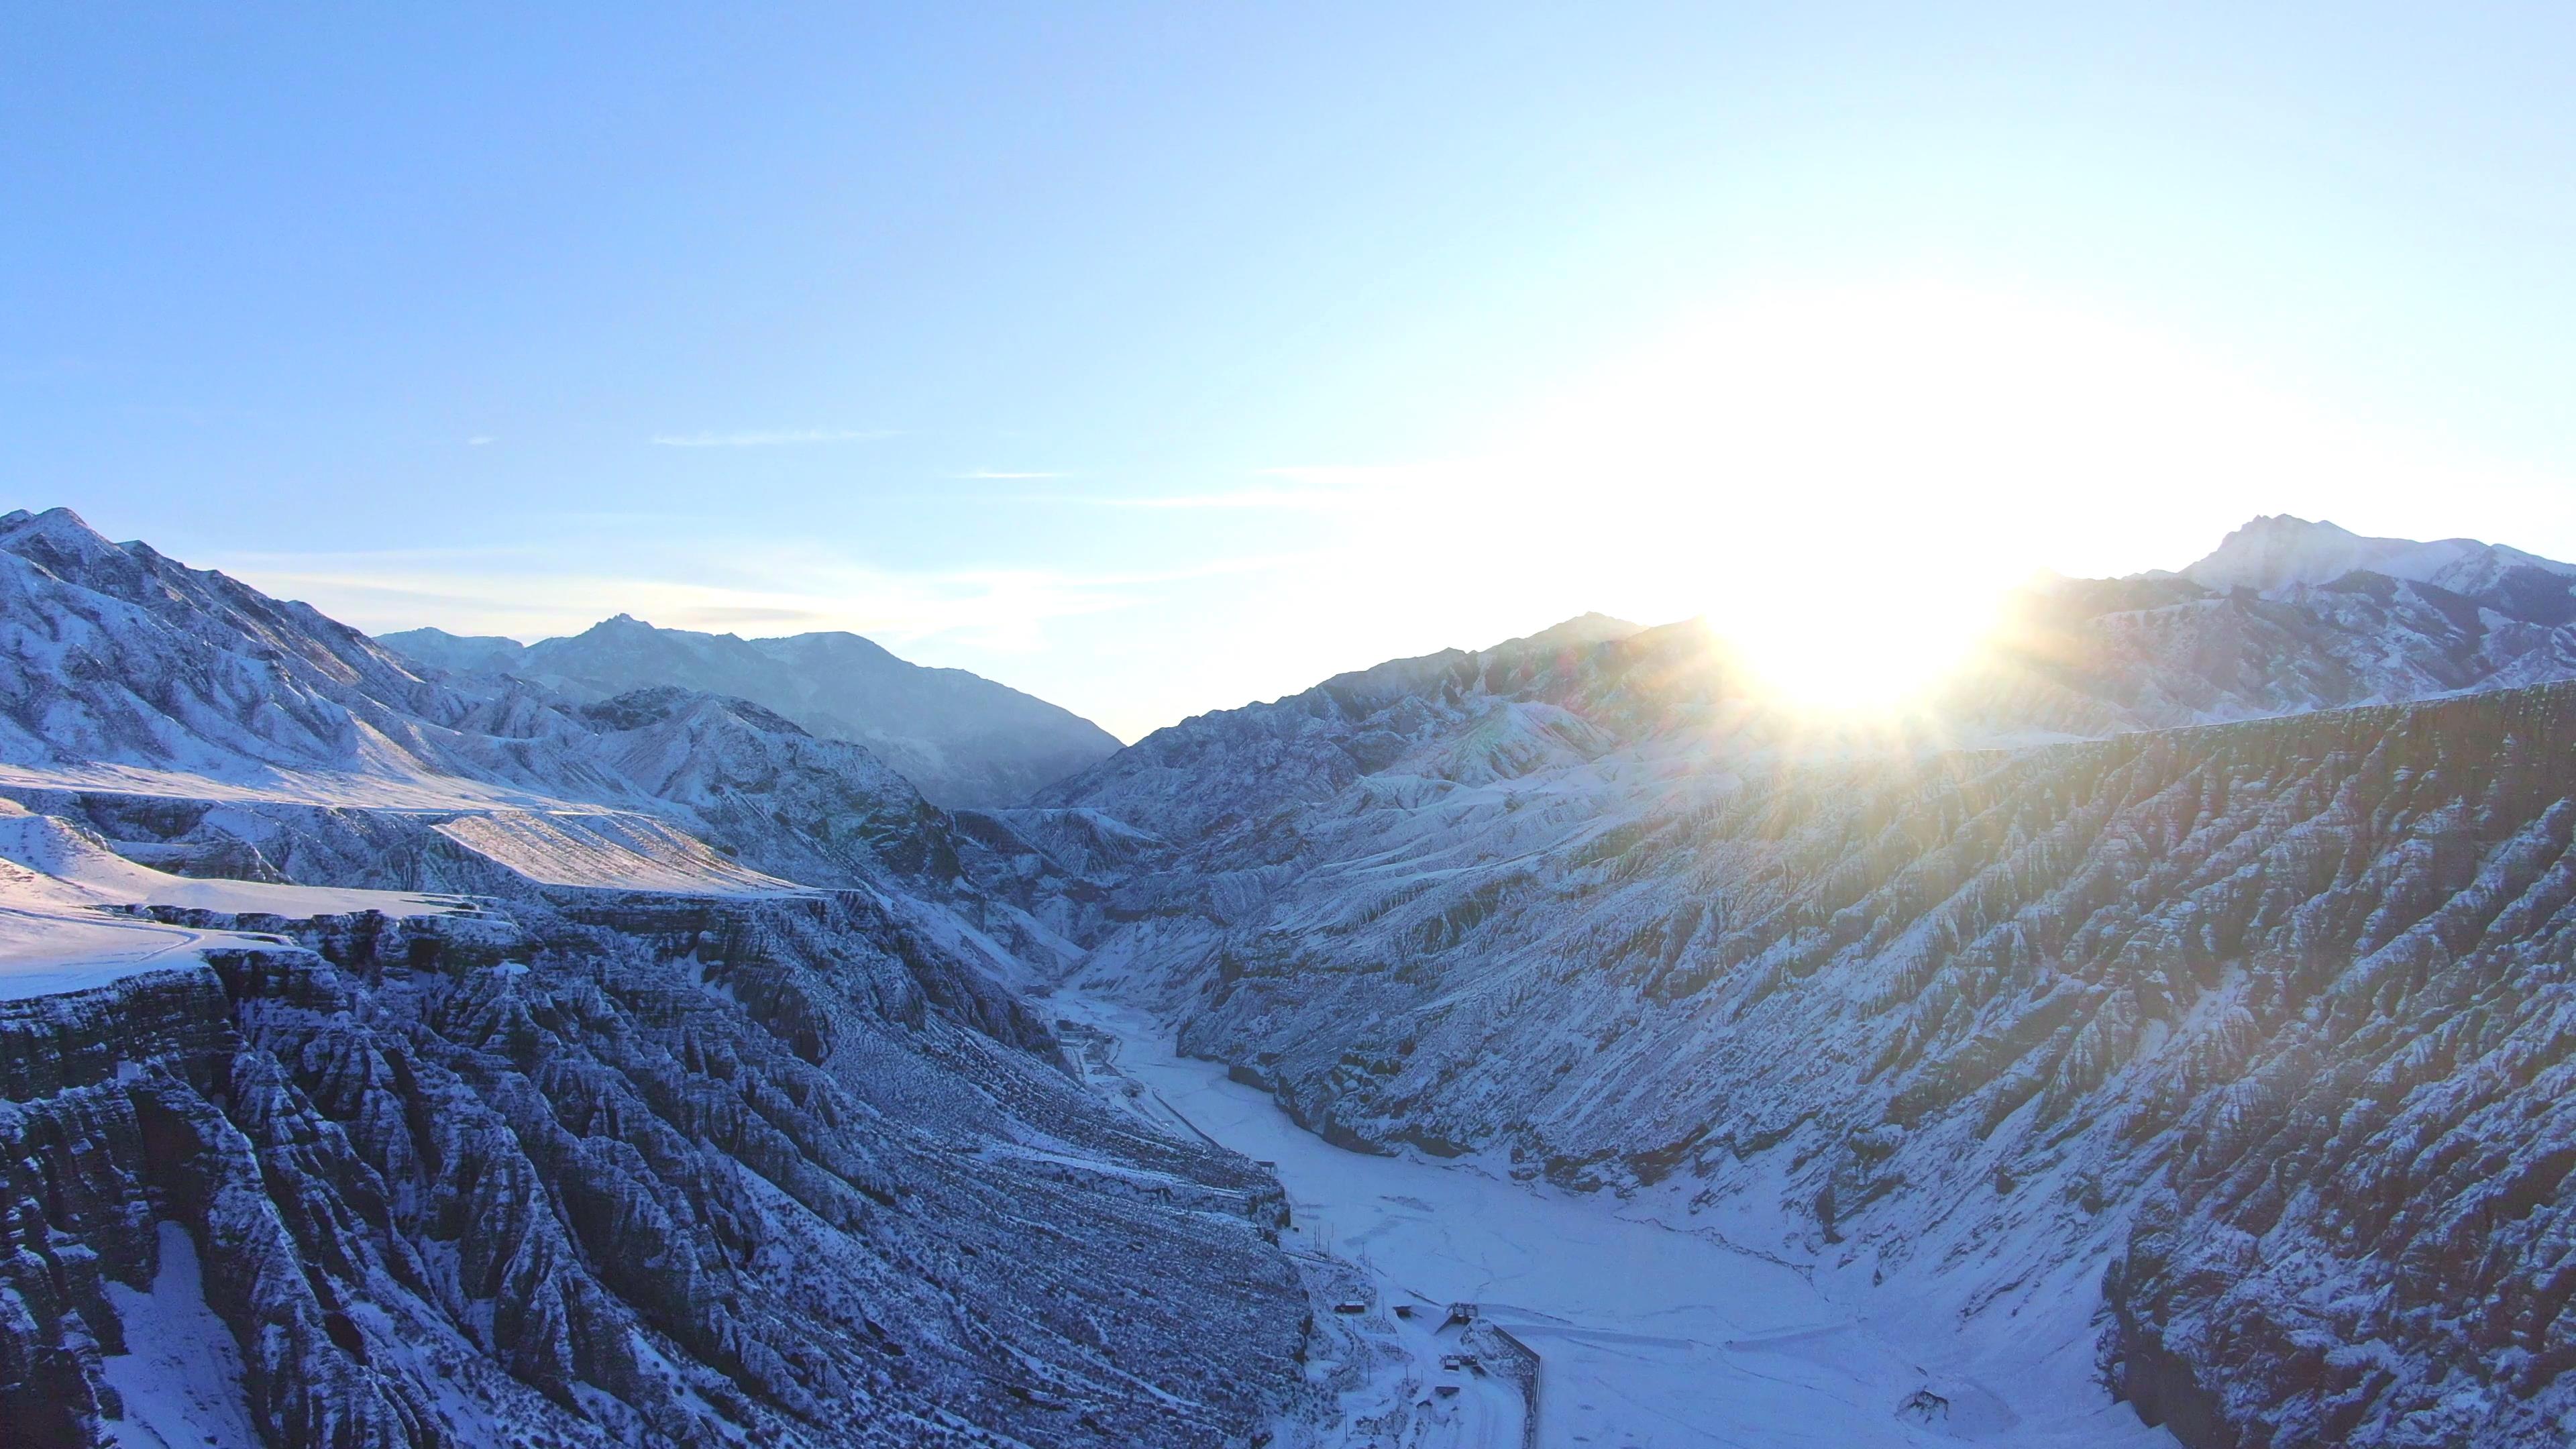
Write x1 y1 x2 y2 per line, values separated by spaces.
1034 631 2576 1446
1 892 1302 1448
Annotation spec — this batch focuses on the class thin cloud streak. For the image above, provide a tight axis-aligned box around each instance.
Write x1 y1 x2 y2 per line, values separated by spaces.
1042 463 1464 512
1055 488 1370 511
649 427 897 447
953 469 1065 480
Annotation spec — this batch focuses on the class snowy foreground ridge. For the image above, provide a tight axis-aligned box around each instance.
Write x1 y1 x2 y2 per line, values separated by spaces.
6 504 2576 1448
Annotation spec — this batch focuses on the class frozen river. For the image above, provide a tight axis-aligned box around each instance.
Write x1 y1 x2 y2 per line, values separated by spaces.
1055 991 2176 1449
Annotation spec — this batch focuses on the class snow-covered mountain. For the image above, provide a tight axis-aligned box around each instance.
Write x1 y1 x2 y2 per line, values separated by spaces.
1939 521 2576 740
0 508 1328 1448
997 519 2576 1449
14 504 2576 1448
0 507 1092 944
381 614 1122 809
2170 512 2576 597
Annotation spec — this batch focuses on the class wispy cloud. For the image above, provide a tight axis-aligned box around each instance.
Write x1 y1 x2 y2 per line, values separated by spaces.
1051 466 1458 511
1071 488 1365 511
953 469 1065 480
466 435 496 447
649 427 896 448
685 604 833 625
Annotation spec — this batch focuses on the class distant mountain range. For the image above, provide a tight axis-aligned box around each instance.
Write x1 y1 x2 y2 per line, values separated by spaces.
380 616 1121 809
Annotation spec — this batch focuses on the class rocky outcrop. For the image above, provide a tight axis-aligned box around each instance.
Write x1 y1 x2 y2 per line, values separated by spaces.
0 892 1305 1448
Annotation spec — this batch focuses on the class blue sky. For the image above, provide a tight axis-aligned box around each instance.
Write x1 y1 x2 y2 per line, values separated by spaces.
8 4 2575 737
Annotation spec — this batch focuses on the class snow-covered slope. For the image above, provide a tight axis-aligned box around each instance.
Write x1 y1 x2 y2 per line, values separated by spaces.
1017 553 2576 1448
370 626 525 676
0 510 1322 1448
0 798 460 920
382 614 1123 808
0 508 1091 955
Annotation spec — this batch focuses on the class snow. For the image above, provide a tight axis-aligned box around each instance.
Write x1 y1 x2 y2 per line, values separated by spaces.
0 761 805 898
96 1222 263 1449
0 908 225 1000
1060 991 2178 1448
0 758 572 812
429 808 802 895
0 800 468 998
0 802 464 916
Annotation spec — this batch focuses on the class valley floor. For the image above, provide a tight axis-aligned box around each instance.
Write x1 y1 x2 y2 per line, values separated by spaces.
1052 991 2180 1449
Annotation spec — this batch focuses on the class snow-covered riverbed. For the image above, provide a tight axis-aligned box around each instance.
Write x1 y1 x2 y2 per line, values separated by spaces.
1054 991 2175 1449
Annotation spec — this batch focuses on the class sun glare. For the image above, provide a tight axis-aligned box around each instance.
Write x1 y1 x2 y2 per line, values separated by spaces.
1723 580 2005 712
1438 282 2391 711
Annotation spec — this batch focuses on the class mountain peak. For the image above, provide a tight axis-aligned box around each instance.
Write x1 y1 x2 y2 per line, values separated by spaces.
1518 612 1648 651
1 505 115 550
2180 515 2367 592
0 506 144 584
2178 515 2573 595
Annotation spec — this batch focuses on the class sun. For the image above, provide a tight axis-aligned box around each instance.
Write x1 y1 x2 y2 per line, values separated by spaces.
1717 578 2006 712
1448 280 2306 712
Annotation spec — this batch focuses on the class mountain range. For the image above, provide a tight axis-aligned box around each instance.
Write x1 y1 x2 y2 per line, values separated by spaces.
379 616 1122 810
5 504 2576 1448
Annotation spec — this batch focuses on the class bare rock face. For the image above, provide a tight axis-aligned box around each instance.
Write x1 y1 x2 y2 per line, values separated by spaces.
0 894 1302 1448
